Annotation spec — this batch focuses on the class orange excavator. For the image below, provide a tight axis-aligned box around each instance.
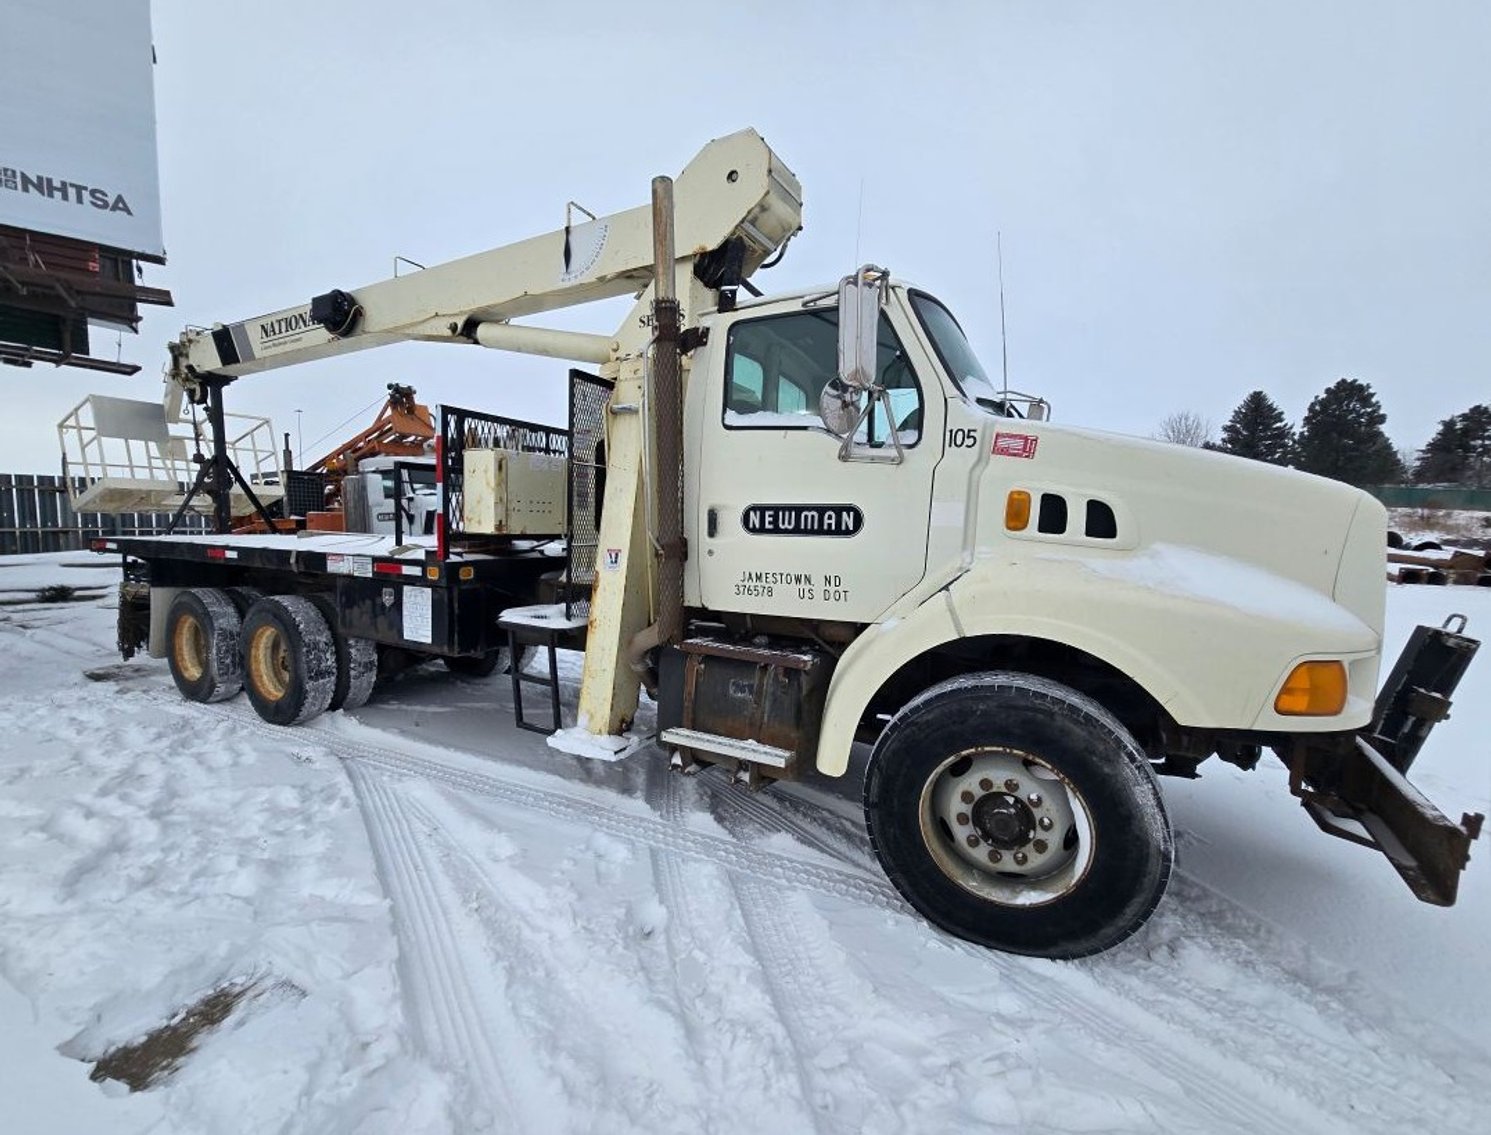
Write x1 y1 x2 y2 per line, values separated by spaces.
309 382 435 490
235 383 436 532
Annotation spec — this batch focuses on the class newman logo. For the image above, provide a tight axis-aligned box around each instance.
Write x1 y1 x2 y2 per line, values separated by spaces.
741 504 864 537
993 432 1039 459
0 166 133 214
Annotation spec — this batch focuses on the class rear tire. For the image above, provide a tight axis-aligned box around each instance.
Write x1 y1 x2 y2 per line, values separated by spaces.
241 596 337 726
306 594 378 712
443 650 504 678
222 586 264 620
863 672 1173 959
442 646 534 677
335 635 378 711
166 589 243 703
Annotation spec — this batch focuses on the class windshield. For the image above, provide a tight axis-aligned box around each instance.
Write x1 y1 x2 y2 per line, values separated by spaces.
909 291 1018 416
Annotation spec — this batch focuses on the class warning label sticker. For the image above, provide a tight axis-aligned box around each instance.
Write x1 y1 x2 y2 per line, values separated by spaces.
403 586 432 644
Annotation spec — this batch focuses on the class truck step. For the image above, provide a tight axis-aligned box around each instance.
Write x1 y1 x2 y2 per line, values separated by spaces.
658 727 791 769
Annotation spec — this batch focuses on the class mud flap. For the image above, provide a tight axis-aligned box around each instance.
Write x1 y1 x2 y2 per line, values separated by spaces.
1286 616 1482 906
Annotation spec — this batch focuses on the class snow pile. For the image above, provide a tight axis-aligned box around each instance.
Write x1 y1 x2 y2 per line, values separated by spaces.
0 556 448 1134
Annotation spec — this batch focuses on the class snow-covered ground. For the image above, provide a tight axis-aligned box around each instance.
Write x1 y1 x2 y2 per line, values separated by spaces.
0 552 1487 1134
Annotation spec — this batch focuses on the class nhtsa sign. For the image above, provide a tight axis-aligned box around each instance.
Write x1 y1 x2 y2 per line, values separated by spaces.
0 0 164 258
0 169 137 218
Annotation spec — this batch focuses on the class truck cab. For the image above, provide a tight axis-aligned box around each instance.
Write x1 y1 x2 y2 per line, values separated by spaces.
343 455 438 537
684 278 1384 762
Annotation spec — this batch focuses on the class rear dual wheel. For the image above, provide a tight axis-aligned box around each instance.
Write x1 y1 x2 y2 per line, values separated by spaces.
305 594 377 712
242 596 338 726
864 672 1173 959
166 589 244 703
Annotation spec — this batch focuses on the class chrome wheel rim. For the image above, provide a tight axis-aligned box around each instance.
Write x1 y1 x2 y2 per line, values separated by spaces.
918 747 1095 907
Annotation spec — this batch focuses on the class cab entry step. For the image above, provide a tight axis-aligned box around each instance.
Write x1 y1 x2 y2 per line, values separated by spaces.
497 604 588 735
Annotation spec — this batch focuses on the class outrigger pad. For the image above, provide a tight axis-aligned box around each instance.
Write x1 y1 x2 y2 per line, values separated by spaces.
1290 735 1482 906
1286 618 1482 906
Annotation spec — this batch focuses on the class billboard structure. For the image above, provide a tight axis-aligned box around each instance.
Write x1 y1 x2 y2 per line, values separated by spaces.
0 0 172 375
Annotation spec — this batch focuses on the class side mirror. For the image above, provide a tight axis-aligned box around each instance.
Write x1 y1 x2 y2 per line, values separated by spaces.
821 266 906 466
836 265 888 390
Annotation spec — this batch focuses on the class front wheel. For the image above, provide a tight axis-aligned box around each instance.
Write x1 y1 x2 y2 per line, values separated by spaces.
863 672 1172 959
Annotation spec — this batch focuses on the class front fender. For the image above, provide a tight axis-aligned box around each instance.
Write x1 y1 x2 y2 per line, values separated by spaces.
814 547 1379 777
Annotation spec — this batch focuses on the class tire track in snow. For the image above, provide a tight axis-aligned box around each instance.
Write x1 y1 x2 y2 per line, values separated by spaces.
183 695 1453 1132
704 776 878 873
697 780 1358 1132
637 770 754 1108
341 741 1309 1135
345 761 551 1133
727 876 837 1123
1070 875 1486 1133
642 767 824 1131
352 744 905 911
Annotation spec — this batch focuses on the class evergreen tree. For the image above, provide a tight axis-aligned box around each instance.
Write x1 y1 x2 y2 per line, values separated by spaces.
1416 404 1491 485
1294 378 1404 486
1413 415 1467 484
1218 390 1295 465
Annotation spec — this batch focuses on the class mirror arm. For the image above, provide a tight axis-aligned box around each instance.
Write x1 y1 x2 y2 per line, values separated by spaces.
835 385 906 466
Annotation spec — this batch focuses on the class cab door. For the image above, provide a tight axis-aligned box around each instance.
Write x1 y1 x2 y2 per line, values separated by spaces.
689 296 943 623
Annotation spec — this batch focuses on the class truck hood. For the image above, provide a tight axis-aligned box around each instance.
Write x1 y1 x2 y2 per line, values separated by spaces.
976 422 1385 639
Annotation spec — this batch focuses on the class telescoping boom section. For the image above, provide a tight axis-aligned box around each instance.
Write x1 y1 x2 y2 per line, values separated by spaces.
168 128 801 388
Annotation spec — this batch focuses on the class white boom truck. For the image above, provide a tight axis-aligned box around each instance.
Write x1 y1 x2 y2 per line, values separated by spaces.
88 129 1481 958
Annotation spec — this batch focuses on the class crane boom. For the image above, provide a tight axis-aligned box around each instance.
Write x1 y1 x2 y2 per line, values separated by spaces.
169 128 801 390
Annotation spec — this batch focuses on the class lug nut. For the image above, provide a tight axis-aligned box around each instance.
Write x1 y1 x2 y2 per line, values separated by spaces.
956 812 969 826
1038 816 1054 831
1027 793 1042 807
989 849 1003 863
960 790 975 805
1032 839 1048 854
1004 778 1020 793
1013 851 1028 866
966 834 980 848
979 778 994 792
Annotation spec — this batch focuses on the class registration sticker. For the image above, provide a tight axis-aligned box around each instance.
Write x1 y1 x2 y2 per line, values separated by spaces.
992 432 1039 459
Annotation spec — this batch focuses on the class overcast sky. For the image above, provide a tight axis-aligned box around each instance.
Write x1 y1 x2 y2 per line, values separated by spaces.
15 0 1491 472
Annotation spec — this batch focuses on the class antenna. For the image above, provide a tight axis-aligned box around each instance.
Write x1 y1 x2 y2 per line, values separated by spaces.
854 177 865 268
997 231 1010 405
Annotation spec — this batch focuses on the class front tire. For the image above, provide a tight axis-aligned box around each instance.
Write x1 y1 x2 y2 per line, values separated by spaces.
864 672 1172 959
166 589 243 703
241 596 337 726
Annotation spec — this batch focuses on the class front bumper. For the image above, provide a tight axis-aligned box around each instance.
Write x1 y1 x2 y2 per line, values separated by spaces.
1283 616 1481 906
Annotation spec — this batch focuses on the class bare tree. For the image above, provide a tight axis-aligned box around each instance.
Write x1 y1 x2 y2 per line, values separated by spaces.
1155 410 1214 448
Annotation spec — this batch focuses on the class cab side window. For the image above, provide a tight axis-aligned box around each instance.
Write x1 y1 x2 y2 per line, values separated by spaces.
724 308 921 444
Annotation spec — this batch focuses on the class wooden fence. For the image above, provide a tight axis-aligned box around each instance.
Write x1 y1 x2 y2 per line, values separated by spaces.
0 473 208 555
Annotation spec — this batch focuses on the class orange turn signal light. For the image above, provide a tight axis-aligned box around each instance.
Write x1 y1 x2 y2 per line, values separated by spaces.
1005 490 1031 531
1274 661 1347 716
